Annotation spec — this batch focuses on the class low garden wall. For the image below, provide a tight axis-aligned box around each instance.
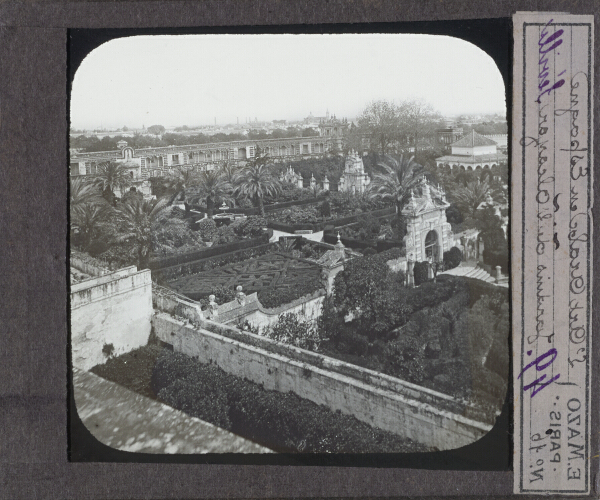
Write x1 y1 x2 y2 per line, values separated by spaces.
322 231 405 253
149 233 270 270
152 242 277 282
226 196 327 216
152 285 205 324
70 250 111 276
267 206 396 234
218 290 325 330
71 266 152 371
152 284 325 332
152 313 492 449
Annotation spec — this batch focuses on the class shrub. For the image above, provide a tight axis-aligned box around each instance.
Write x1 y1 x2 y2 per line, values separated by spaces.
264 312 324 351
257 279 322 309
319 200 331 218
102 343 115 358
213 224 239 245
150 235 271 272
272 205 320 225
317 295 345 345
196 218 218 241
412 261 429 286
198 285 237 308
333 255 409 339
355 213 381 237
91 345 164 399
235 216 267 237
148 348 425 453
157 378 231 429
97 240 137 268
445 204 464 225
152 214 205 253
443 246 463 270
483 248 509 274
383 335 426 384
343 332 370 356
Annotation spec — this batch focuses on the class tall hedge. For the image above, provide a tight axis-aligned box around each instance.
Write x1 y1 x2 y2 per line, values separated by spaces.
443 246 463 270
413 261 429 286
149 233 270 270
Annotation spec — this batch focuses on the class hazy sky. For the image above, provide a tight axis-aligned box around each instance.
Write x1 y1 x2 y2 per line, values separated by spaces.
71 34 506 130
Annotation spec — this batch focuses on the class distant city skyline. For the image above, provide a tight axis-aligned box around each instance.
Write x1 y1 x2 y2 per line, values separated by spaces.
71 34 507 130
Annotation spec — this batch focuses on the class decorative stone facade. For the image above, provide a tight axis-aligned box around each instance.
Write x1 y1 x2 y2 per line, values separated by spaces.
338 151 370 194
402 178 453 263
280 165 303 188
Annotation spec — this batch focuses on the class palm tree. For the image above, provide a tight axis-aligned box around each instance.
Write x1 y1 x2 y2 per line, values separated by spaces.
235 153 282 217
217 161 243 207
94 161 131 205
367 154 425 213
165 166 198 206
70 202 113 251
112 197 169 269
218 161 239 185
188 169 233 217
451 180 491 219
70 177 103 212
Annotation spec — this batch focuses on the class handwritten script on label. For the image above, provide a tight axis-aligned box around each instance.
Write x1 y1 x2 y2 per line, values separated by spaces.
513 12 593 495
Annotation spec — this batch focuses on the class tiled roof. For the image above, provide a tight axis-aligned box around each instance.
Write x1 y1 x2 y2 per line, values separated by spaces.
451 130 498 148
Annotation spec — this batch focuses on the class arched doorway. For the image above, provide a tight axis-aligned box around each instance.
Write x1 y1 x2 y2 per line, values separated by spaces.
424 230 439 261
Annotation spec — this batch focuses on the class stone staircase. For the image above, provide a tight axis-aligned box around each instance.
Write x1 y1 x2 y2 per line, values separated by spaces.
441 264 509 287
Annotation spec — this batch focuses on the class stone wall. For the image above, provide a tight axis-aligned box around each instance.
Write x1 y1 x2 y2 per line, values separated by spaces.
240 291 325 331
152 313 491 450
152 285 205 324
70 251 111 276
71 267 152 371
155 285 326 333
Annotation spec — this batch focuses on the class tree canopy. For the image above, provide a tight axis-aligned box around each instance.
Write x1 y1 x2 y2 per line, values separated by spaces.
357 100 401 155
367 154 425 213
235 147 281 217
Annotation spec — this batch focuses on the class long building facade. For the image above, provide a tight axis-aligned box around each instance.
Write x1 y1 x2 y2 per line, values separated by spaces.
69 117 349 181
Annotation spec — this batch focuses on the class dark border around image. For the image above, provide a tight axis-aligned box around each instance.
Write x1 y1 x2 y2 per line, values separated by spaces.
1 1 598 497
68 18 513 470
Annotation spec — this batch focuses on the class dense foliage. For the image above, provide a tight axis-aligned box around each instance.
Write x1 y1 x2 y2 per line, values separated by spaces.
332 253 409 340
263 313 323 351
257 275 323 309
412 261 429 286
443 246 463 270
266 192 391 225
317 255 509 421
195 218 219 241
146 349 426 453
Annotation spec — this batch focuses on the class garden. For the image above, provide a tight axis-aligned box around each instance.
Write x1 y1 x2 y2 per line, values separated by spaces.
278 251 510 424
91 344 428 453
264 192 393 226
165 251 325 308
